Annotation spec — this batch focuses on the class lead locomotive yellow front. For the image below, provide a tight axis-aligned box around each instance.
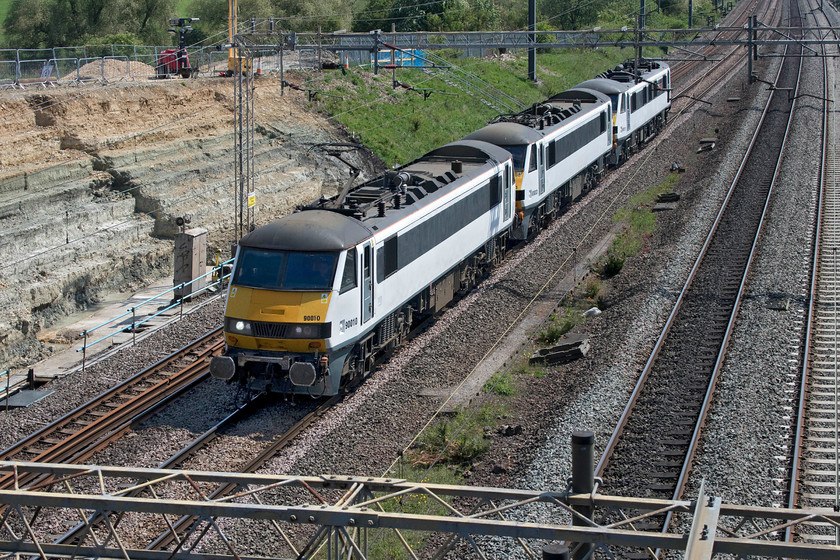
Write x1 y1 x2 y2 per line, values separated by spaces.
211 140 516 396
210 210 376 396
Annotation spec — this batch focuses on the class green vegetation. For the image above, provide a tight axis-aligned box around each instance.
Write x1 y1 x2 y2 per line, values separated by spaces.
0 0 10 42
595 173 680 277
175 0 195 16
483 371 516 396
536 304 589 344
513 362 549 379
369 463 462 558
315 47 630 166
412 404 506 466
1 0 724 53
583 278 601 300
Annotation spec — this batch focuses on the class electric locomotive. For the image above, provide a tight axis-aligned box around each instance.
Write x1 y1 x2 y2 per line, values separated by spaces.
210 140 514 396
465 59 670 239
576 59 671 165
465 87 613 239
210 59 671 396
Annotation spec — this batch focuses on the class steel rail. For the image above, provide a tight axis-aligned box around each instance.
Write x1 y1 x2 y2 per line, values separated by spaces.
145 390 347 552
665 12 805 529
0 328 224 491
596 6 803 555
787 0 837 545
594 29 789 481
51 391 270 548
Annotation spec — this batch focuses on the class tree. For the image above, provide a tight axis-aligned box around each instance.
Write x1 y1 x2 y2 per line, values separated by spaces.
541 0 602 31
2 0 176 49
387 0 499 32
2 0 54 48
191 0 274 38
269 0 354 32
133 0 177 45
353 0 394 32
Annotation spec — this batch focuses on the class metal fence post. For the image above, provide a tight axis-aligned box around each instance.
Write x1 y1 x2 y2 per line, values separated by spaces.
82 330 87 373
571 431 595 559
132 307 136 345
5 371 10 412
180 284 186 318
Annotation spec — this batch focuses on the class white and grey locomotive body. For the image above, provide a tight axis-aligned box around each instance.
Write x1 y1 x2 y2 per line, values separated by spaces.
576 59 671 166
210 140 515 396
465 88 613 239
210 59 671 396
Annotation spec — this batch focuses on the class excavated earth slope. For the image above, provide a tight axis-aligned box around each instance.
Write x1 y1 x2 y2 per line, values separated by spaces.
0 71 380 370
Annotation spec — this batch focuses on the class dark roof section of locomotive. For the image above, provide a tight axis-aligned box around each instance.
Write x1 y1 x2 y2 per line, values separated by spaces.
573 77 629 95
300 139 512 236
547 87 610 106
239 210 375 251
574 60 669 96
463 122 543 146
464 87 609 145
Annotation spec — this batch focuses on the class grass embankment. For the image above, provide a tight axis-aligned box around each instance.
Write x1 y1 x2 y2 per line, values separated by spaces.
304 48 632 166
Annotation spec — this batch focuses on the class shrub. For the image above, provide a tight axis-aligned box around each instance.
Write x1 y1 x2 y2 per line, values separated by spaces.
583 278 600 299
536 308 580 343
601 253 625 277
483 371 516 396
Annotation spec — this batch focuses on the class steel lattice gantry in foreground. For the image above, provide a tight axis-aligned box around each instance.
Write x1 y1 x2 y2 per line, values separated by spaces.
0 462 838 559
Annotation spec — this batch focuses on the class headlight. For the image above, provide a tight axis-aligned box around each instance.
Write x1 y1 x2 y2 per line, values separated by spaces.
294 325 317 337
225 317 253 335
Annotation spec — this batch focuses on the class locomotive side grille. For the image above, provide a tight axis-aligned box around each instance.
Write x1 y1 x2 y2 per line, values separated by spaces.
376 312 397 345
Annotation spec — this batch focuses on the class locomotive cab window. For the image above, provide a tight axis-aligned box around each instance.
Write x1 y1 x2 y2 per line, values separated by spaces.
528 146 537 172
233 247 337 291
339 249 357 294
501 145 527 171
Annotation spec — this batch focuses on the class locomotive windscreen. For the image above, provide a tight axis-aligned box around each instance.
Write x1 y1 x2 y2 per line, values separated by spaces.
499 145 527 169
233 248 338 291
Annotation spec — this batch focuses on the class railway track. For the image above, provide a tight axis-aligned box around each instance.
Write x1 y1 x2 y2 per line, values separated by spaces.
594 0 804 548
0 328 224 490
789 0 840 546
144 393 341 553
50 382 352 552
668 0 781 117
